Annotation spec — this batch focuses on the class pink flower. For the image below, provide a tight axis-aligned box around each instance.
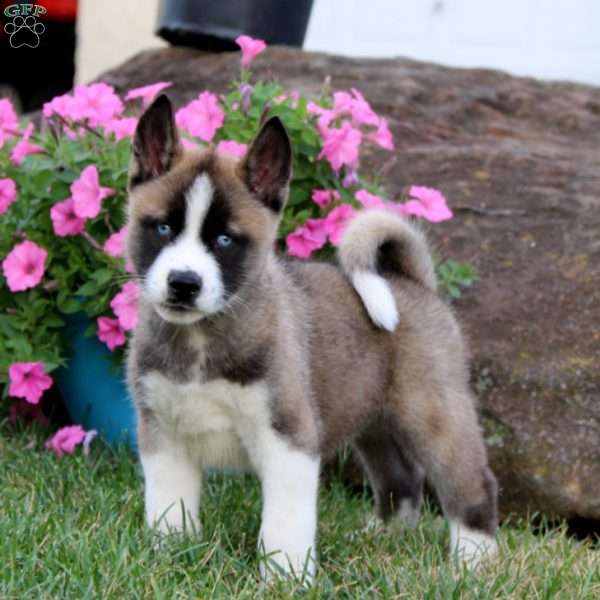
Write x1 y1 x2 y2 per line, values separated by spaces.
239 83 253 112
0 98 18 147
103 117 138 140
11 123 43 165
0 178 17 214
73 83 124 127
82 429 98 456
312 189 340 209
104 226 127 257
8 362 53 404
286 219 328 259
125 82 172 107
348 88 380 127
175 92 224 142
308 101 335 135
50 197 86 236
45 425 87 458
319 122 362 171
42 92 84 122
368 117 394 150
235 35 267 68
71 165 113 219
403 186 453 222
2 240 47 292
110 281 139 331
324 204 357 245
342 169 359 188
355 189 387 210
97 316 126 351
216 140 248 159
332 91 354 115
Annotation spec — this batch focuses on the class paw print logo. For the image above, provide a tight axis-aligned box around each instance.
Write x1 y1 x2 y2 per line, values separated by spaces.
4 15 45 48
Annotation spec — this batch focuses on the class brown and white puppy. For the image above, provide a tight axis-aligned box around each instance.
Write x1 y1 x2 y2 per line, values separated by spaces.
125 95 498 581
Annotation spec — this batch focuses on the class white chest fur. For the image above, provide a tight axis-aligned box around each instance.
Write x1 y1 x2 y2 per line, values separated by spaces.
140 371 271 470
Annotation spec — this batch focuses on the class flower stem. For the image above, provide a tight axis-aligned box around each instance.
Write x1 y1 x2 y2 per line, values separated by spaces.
81 231 103 252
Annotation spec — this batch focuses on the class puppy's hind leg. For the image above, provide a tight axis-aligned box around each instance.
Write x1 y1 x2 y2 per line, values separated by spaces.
352 418 425 528
392 388 499 569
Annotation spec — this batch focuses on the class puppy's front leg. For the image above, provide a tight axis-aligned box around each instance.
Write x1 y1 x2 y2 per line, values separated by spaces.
254 432 320 582
140 438 201 535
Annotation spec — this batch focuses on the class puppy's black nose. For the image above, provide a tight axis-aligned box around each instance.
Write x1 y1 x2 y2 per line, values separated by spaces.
167 270 202 304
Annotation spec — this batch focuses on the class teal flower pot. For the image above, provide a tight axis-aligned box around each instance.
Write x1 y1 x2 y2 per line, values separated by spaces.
55 315 137 448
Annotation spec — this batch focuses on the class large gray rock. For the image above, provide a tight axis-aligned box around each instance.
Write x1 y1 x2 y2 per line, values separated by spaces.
100 47 600 521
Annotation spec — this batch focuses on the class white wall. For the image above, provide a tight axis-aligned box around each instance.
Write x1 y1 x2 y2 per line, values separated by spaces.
304 0 600 85
76 0 166 84
77 0 600 86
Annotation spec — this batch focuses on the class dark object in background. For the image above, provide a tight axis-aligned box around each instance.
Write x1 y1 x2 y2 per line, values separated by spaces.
157 0 313 51
0 0 77 112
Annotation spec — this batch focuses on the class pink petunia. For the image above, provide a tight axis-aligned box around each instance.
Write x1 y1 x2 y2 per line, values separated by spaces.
312 189 340 209
0 98 19 147
8 362 53 404
319 122 362 172
50 197 86 237
2 240 47 292
103 117 138 140
403 186 453 222
42 92 85 122
216 140 248 159
125 82 172 107
355 189 387 210
0 177 17 214
103 226 127 257
368 117 394 150
110 281 139 331
11 123 44 165
323 203 356 246
348 88 380 127
71 165 113 219
286 219 328 259
239 83 253 112
45 425 87 458
97 316 126 351
72 83 124 127
342 169 359 188
235 35 267 68
175 91 224 142
307 101 336 135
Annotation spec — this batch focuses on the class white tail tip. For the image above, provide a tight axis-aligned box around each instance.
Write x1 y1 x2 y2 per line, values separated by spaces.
351 271 399 332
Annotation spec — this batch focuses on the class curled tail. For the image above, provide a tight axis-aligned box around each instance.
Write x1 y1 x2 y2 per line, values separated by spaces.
338 209 436 332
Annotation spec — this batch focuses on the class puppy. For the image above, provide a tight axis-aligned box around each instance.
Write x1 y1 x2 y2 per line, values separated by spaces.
125 95 498 581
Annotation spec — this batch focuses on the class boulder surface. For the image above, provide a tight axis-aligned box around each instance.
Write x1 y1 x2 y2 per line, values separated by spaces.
101 47 600 521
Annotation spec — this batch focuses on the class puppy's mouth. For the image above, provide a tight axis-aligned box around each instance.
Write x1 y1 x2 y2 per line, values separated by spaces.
161 301 194 312
155 302 204 324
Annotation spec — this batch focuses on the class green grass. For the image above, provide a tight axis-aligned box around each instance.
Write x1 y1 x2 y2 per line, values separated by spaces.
1 423 599 599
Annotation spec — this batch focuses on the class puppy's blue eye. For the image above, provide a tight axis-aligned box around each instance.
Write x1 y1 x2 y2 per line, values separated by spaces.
156 223 171 237
217 234 233 248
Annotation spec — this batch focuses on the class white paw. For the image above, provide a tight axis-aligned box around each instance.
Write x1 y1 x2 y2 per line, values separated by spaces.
449 521 498 570
147 501 201 536
393 498 420 528
259 546 316 585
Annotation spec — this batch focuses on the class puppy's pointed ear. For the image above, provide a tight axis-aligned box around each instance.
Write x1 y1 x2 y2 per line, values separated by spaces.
240 116 292 212
129 94 180 188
